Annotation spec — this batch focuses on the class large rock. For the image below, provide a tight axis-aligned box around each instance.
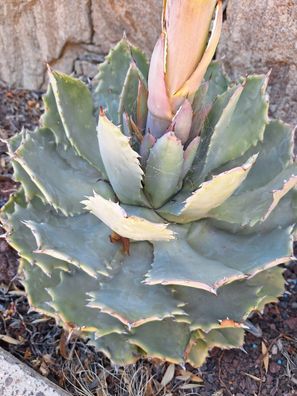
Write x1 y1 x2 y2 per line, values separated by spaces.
217 0 297 125
0 0 161 90
92 0 161 53
0 0 92 89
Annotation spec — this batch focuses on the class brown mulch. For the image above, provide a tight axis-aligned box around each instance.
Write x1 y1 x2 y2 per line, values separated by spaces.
0 84 296 396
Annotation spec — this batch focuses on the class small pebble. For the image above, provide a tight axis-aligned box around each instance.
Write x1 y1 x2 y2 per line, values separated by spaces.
291 302 297 309
269 362 281 374
276 339 283 352
271 345 278 355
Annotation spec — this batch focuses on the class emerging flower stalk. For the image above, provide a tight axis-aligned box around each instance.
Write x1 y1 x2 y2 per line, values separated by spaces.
147 0 223 140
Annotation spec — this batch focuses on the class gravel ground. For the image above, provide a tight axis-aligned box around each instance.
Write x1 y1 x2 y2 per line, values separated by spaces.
0 83 296 396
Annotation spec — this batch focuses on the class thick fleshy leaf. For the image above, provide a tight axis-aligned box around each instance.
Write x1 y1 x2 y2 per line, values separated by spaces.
187 327 245 367
187 338 209 368
175 266 285 331
14 128 103 215
144 132 184 208
146 221 291 292
200 75 269 178
3 192 70 275
188 83 211 140
146 225 243 293
189 86 239 187
188 220 292 275
98 113 146 205
165 0 217 96
173 1 223 101
49 70 105 174
159 155 256 223
21 259 60 317
83 193 175 241
210 190 297 235
6 132 45 202
181 136 200 180
41 84 67 146
10 160 43 203
204 328 245 350
48 270 124 336
189 62 229 141
118 62 144 124
24 212 121 278
218 120 294 193
130 319 191 364
210 165 297 227
93 38 148 123
147 33 172 121
203 61 230 104
249 191 297 234
89 334 142 365
88 243 184 327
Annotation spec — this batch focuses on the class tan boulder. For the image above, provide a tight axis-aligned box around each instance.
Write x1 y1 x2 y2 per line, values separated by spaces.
217 0 297 125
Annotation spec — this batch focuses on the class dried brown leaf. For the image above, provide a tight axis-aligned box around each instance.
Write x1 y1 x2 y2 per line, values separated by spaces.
161 364 175 387
262 341 269 373
0 334 22 345
179 383 203 390
59 331 69 359
242 372 262 382
191 374 203 383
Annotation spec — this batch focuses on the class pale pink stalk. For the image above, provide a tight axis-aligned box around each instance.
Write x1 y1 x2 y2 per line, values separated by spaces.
147 0 222 135
165 0 218 97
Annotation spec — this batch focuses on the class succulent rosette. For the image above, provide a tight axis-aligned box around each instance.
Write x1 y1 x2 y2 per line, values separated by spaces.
1 0 296 366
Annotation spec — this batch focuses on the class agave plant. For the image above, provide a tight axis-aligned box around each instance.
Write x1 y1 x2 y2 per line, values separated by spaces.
1 0 296 367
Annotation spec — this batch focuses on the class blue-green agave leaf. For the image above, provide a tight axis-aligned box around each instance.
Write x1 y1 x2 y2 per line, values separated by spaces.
88 243 185 327
145 221 291 293
21 259 60 317
210 165 297 227
144 132 184 208
200 75 269 179
48 269 125 336
159 155 256 223
97 113 146 205
130 319 191 364
49 69 105 173
89 333 142 365
6 132 45 202
14 128 103 215
41 84 68 146
218 120 294 193
93 38 148 124
24 212 121 278
2 192 70 275
175 266 284 331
